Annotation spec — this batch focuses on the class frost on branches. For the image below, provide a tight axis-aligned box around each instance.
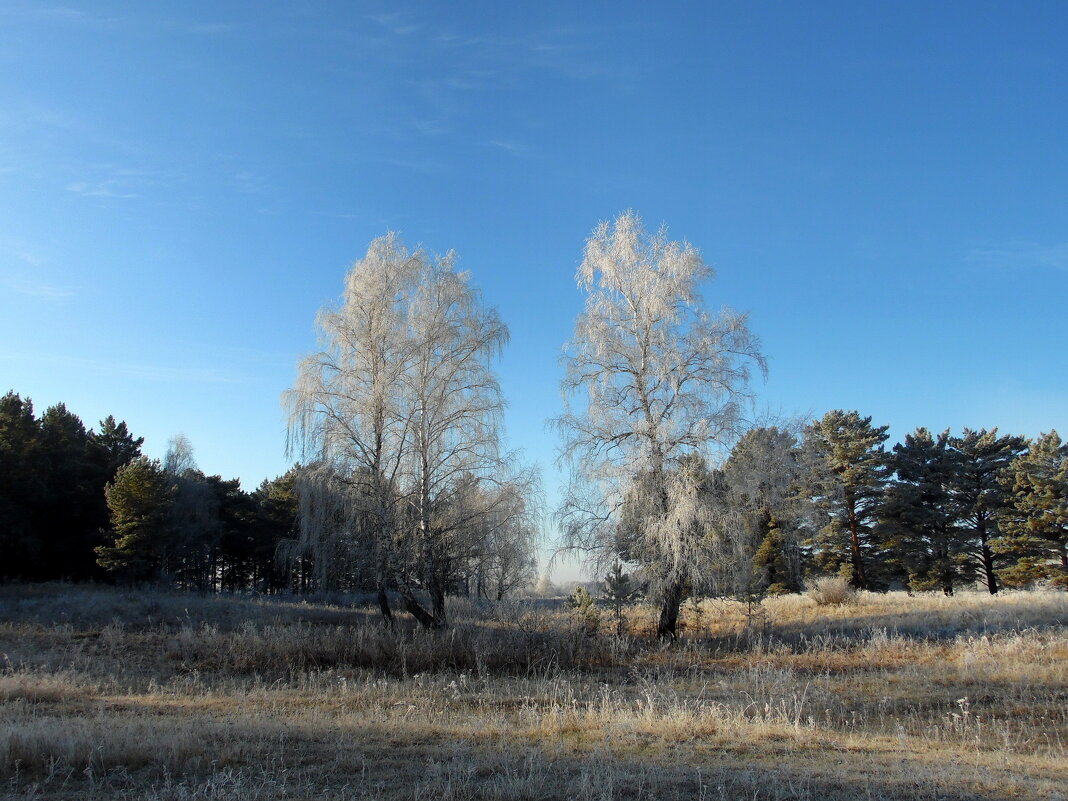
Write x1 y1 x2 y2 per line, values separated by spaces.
554 211 766 639
285 234 538 628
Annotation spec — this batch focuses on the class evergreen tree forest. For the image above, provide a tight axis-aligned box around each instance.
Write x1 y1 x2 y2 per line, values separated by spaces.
0 390 303 590
4 387 1065 601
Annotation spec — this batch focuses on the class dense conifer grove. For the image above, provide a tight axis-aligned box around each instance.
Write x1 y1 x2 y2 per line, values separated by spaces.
0 390 302 591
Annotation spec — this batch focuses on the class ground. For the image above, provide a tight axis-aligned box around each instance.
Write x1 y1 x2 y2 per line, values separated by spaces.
1 584 1066 800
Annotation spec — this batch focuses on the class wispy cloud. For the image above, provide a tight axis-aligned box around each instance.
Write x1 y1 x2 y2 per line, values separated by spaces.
410 118 451 137
83 359 244 385
0 5 122 28
1 247 75 298
2 5 234 35
489 139 536 159
383 155 450 174
370 12 419 36
431 26 614 82
313 209 406 230
184 21 236 35
63 163 183 200
65 179 139 198
231 170 271 194
13 249 45 267
967 242 1068 271
4 276 76 298
7 6 89 22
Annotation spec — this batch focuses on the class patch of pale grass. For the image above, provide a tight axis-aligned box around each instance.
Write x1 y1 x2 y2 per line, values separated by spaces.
0 672 90 704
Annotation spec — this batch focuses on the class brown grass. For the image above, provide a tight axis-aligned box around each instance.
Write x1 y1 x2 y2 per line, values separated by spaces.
1 583 1066 799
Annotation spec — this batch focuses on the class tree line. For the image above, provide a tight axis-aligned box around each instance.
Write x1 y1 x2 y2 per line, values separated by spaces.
0 394 537 603
690 416 1066 605
2 212 1064 638
0 397 302 591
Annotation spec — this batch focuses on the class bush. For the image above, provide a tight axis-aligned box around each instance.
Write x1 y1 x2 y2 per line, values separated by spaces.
806 576 856 607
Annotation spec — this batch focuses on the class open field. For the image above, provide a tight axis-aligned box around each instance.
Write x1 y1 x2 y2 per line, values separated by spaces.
1 585 1066 800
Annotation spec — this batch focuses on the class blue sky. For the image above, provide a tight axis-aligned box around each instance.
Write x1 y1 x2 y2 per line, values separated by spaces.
2 2 1066 574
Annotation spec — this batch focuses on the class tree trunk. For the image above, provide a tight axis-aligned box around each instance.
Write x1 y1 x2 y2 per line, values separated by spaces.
938 538 954 595
846 495 868 590
430 571 448 628
978 522 998 594
375 539 394 629
656 578 685 640
399 585 439 629
376 584 394 630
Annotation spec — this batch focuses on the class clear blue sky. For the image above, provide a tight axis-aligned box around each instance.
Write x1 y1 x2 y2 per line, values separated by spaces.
2 2 1066 574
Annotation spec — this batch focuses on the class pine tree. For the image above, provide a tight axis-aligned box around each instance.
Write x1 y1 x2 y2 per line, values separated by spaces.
879 428 960 594
802 410 891 590
599 561 639 635
37 403 100 580
213 476 256 592
76 415 146 579
251 471 301 592
0 391 45 579
995 431 1068 588
947 428 1027 594
724 427 805 597
567 585 601 635
752 519 798 595
89 416 144 481
97 457 175 582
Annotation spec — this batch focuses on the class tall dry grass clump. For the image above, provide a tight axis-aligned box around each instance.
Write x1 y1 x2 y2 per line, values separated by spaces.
805 575 856 606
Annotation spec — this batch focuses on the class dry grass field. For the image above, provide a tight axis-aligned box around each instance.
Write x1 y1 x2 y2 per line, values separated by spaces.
1 584 1066 800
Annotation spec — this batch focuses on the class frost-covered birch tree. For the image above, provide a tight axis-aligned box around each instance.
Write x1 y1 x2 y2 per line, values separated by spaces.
285 233 420 623
285 233 518 628
442 472 540 600
554 211 766 639
399 255 511 625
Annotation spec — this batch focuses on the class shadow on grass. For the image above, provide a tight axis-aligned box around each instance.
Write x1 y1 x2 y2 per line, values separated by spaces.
4 714 1052 801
